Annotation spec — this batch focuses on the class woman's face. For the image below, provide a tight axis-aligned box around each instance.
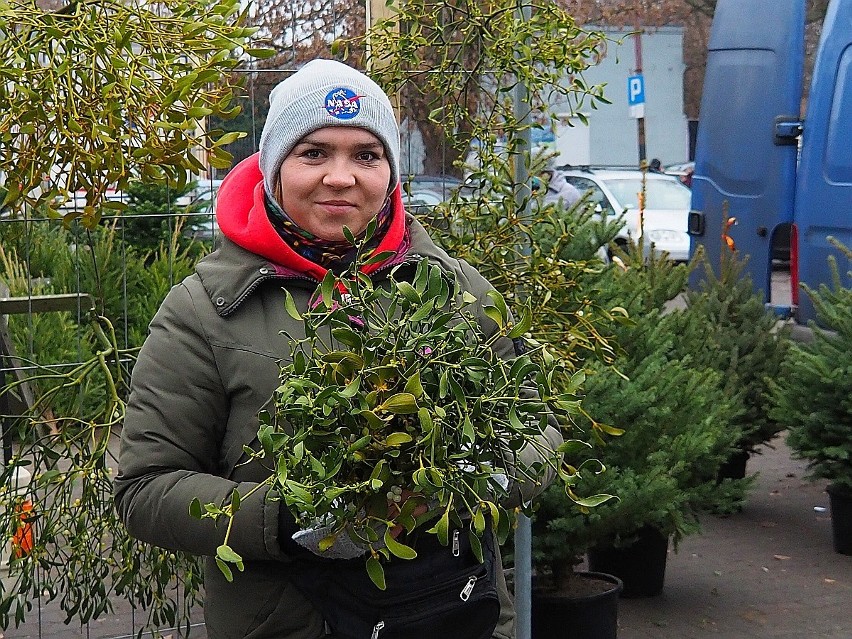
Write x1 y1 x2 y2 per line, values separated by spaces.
277 127 392 241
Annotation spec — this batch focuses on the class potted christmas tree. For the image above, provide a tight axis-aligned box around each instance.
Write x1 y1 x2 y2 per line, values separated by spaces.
681 247 791 479
771 239 852 555
533 244 751 599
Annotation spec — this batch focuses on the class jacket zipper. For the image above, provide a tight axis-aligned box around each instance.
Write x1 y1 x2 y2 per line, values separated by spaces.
221 273 317 316
223 254 424 316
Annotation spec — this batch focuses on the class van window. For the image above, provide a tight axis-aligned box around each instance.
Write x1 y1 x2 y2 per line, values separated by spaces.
826 48 852 184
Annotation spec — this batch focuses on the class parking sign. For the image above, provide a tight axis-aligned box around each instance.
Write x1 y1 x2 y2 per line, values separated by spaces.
628 74 645 118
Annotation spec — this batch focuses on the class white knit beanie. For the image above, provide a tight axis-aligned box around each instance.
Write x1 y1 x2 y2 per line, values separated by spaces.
259 59 400 197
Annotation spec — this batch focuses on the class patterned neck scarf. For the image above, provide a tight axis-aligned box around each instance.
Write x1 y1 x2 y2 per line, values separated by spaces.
265 192 394 273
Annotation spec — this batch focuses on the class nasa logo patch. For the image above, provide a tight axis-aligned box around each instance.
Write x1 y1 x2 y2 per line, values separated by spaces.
324 88 363 120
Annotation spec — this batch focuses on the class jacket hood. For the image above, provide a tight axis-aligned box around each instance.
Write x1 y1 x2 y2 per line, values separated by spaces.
216 153 407 283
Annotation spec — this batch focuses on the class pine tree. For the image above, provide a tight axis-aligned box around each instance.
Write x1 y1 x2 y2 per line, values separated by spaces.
771 240 852 493
679 248 791 454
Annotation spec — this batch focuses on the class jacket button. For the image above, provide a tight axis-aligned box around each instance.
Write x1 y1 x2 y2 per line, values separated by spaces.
215 297 225 306
259 267 270 275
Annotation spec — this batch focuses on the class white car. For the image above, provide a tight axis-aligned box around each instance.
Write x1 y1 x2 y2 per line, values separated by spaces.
559 167 693 262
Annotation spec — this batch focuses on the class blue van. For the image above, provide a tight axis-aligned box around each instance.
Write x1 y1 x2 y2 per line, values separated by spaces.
687 0 852 324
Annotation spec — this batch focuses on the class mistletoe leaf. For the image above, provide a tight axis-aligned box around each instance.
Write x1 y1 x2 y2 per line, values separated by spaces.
384 529 418 560
385 432 414 447
320 271 336 309
283 290 302 321
366 556 386 590
380 393 418 414
404 371 424 398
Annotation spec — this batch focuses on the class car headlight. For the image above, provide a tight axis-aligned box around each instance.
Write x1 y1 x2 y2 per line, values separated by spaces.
645 230 684 243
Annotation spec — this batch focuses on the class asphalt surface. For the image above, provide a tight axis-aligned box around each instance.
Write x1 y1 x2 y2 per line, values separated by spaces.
615 436 852 639
2 435 850 638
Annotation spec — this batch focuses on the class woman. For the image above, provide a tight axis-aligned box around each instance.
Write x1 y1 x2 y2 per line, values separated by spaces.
114 59 562 639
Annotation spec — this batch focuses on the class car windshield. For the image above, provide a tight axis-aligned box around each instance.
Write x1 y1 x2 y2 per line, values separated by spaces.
603 178 691 210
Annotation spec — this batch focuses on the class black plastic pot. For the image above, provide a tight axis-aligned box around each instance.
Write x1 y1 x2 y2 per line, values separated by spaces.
532 571 622 639
587 526 669 598
827 483 852 556
717 450 750 481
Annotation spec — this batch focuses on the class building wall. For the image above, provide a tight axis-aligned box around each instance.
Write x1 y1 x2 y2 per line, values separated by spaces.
550 25 689 168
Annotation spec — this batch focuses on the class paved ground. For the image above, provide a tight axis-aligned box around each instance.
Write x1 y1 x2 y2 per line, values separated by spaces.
2 435 850 638
616 436 852 638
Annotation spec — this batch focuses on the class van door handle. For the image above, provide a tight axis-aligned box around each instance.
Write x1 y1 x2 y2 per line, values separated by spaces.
688 210 704 236
774 115 803 146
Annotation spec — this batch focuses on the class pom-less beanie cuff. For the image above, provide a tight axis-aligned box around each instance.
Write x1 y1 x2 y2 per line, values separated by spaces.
258 59 400 197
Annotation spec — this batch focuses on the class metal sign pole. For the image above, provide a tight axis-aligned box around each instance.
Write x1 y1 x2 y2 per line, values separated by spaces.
513 2 533 637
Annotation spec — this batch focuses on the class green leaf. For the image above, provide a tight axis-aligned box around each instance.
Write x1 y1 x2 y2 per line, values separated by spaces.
384 529 418 560
507 305 533 339
360 409 386 429
556 439 593 455
496 509 511 544
366 556 386 590
484 305 504 329
369 459 387 482
597 423 626 436
572 493 617 508
380 393 418 414
340 376 361 398
213 131 244 147
283 290 302 321
409 298 437 323
363 250 395 266
332 327 363 349
348 434 371 452
245 47 276 59
418 407 433 431
216 544 242 564
485 290 508 325
427 508 450 546
385 432 413 447
404 371 424 398
317 533 337 553
230 489 241 513
447 375 466 407
473 508 486 535
320 270 336 308
187 106 213 118
468 530 484 563
462 415 475 444
395 281 421 305
285 480 313 504
276 455 288 484
189 498 203 519
216 557 234 582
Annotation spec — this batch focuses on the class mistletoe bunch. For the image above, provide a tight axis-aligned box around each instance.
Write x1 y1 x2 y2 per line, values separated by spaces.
197 232 604 588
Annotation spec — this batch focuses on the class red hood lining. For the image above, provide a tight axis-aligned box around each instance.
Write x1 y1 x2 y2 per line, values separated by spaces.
216 153 407 282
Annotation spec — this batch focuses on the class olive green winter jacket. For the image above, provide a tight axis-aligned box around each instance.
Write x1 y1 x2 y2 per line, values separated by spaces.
114 154 562 639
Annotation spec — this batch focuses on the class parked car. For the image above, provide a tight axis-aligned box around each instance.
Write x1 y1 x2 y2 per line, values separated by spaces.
402 175 464 207
400 174 476 229
557 166 693 262
664 161 695 188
